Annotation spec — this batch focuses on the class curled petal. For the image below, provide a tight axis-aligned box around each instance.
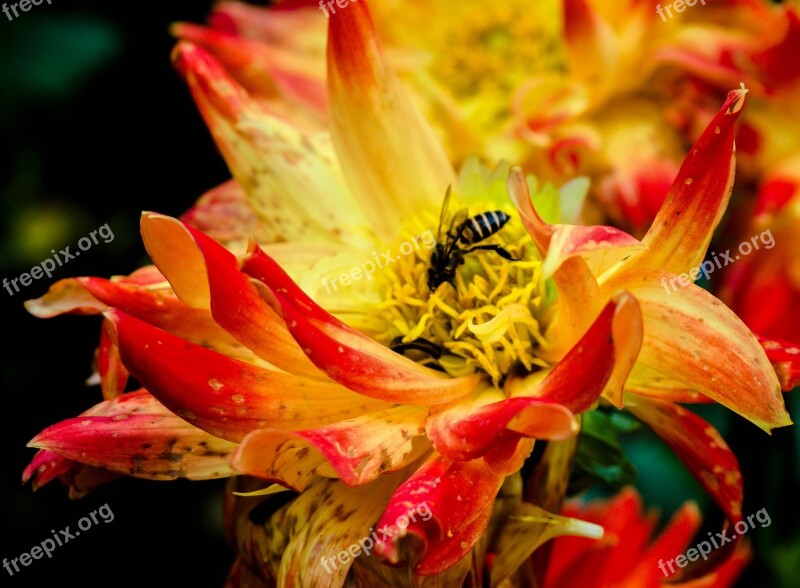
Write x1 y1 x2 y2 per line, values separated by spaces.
603 268 790 432
141 212 321 377
105 310 391 442
507 167 645 280
327 0 454 240
374 455 506 576
507 292 643 410
542 224 646 280
28 390 238 481
626 397 743 526
243 243 481 405
96 318 128 400
508 168 601 356
232 405 429 491
426 390 577 461
22 450 75 491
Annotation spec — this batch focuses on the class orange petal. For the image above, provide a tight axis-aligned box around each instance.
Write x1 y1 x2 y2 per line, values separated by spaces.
563 0 618 86
327 0 454 240
243 243 481 405
617 88 747 277
232 405 429 491
604 268 790 432
507 167 601 357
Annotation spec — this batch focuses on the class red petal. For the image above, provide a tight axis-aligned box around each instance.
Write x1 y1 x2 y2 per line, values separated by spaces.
243 243 481 405
619 88 747 276
507 292 643 410
373 455 506 575
28 390 238 480
97 318 129 400
426 392 576 461
141 213 322 377
22 450 76 490
759 335 800 391
627 397 743 525
105 310 392 442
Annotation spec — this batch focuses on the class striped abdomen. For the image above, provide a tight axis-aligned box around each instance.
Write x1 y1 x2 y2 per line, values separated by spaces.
456 211 511 245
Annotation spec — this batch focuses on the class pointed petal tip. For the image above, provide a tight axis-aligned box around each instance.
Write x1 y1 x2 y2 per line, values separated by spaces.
726 84 749 115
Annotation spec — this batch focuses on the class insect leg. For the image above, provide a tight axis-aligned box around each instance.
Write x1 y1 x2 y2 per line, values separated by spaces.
464 244 518 261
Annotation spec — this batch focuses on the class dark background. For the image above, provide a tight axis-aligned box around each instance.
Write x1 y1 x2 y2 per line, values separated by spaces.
0 1 798 586
0 2 233 585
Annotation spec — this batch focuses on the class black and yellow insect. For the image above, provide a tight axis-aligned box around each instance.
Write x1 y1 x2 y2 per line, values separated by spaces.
427 187 516 290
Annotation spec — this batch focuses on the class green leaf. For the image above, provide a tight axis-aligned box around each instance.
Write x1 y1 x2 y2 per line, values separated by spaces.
570 410 637 492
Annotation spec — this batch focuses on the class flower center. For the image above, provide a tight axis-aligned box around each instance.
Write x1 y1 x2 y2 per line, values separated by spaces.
371 205 548 387
431 1 567 102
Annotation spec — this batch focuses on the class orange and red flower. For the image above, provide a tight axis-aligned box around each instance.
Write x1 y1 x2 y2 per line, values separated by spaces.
20 1 793 585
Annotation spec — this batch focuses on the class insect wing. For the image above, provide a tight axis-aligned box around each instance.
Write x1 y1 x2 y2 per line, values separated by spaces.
436 185 453 240
448 208 470 241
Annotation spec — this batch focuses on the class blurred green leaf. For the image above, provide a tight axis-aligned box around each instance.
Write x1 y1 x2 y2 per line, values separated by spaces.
570 410 637 493
0 13 123 122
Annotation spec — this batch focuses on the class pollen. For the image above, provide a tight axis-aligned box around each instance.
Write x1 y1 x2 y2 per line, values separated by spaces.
373 207 548 387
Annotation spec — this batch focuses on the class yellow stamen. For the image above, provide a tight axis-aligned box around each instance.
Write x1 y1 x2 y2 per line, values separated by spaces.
374 208 547 387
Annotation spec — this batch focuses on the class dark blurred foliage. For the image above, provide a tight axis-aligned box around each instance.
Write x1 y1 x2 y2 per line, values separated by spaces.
0 1 798 587
0 2 234 585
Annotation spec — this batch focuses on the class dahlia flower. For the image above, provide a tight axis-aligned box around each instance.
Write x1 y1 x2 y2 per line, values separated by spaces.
543 488 751 587
22 1 791 585
172 0 798 236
